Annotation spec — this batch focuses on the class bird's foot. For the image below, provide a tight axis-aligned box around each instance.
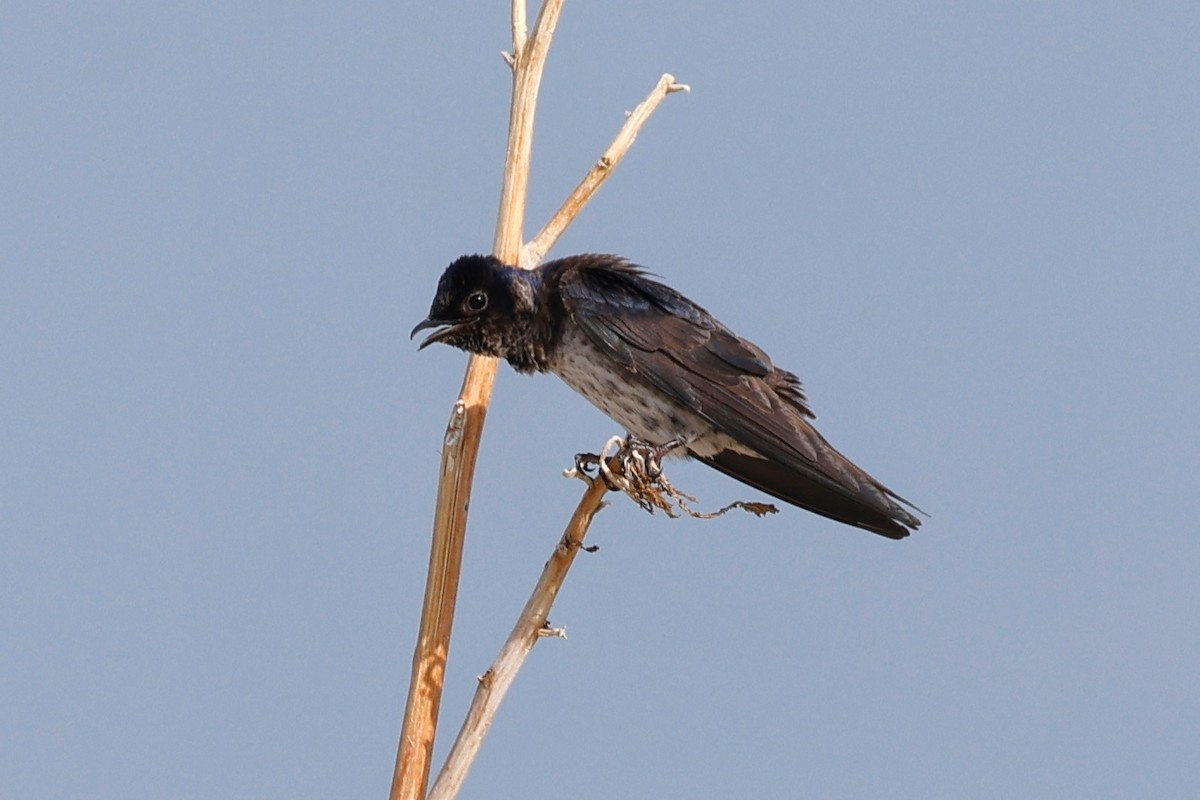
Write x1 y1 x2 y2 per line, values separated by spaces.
621 435 689 479
609 436 674 514
564 435 685 515
565 435 775 520
567 435 686 488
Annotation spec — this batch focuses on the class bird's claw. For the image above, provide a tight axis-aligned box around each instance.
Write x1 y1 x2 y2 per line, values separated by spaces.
565 436 654 491
565 435 681 498
627 434 694 479
564 434 775 520
566 436 631 490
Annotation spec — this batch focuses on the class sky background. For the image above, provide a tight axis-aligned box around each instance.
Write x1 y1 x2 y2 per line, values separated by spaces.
4 2 1199 798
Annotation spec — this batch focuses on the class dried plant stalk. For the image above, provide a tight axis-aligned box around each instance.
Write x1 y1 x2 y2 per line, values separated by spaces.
426 80 692 800
523 74 690 266
426 470 612 800
392 2 686 798
389 2 563 799
427 429 770 798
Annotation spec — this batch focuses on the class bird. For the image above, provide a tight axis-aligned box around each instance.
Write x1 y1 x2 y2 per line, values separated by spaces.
411 253 922 539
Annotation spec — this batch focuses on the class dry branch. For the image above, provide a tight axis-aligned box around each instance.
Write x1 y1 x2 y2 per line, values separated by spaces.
418 73 690 790
426 468 612 800
392 2 686 798
524 74 690 266
389 3 563 798
427 427 770 798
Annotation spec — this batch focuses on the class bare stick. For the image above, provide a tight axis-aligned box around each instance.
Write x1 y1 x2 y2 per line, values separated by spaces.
427 467 613 800
394 4 686 798
422 71 690 794
417 62 691 800
509 0 527 59
523 74 690 265
494 0 564 261
388 2 563 799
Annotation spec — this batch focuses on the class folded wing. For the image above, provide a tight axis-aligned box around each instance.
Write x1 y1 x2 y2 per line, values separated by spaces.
556 258 921 539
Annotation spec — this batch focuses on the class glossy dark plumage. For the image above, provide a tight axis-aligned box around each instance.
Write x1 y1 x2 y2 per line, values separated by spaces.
412 254 922 539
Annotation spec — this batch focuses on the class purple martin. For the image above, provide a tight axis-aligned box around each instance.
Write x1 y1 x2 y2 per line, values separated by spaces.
412 254 922 539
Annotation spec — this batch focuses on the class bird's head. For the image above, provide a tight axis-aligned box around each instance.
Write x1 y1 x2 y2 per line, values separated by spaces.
411 254 537 358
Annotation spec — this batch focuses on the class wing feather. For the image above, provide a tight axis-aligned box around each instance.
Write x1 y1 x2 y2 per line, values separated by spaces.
554 257 920 536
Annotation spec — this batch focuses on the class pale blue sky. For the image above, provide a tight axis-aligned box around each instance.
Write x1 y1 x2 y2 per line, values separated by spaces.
4 3 1198 798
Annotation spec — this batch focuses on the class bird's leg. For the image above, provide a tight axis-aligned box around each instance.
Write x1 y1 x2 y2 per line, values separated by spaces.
565 435 689 496
648 435 690 476
565 434 778 520
620 435 690 479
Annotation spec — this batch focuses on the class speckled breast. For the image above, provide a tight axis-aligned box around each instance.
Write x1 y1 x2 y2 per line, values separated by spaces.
548 326 709 447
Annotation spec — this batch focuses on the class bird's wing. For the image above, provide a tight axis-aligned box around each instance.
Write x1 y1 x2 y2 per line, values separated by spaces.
556 260 920 538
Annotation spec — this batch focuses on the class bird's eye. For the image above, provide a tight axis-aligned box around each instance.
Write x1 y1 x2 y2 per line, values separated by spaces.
466 292 488 312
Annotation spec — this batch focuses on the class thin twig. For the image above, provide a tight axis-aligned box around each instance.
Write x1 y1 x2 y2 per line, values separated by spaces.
494 0 565 261
523 74 690 265
423 69 689 794
510 0 527 58
427 465 613 800
394 4 687 798
429 430 770 798
388 2 562 798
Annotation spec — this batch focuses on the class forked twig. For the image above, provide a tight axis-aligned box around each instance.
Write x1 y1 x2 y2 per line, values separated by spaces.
391 2 686 799
389 2 564 798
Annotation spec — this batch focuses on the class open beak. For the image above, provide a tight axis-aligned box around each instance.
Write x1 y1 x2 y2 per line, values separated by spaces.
410 317 463 350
